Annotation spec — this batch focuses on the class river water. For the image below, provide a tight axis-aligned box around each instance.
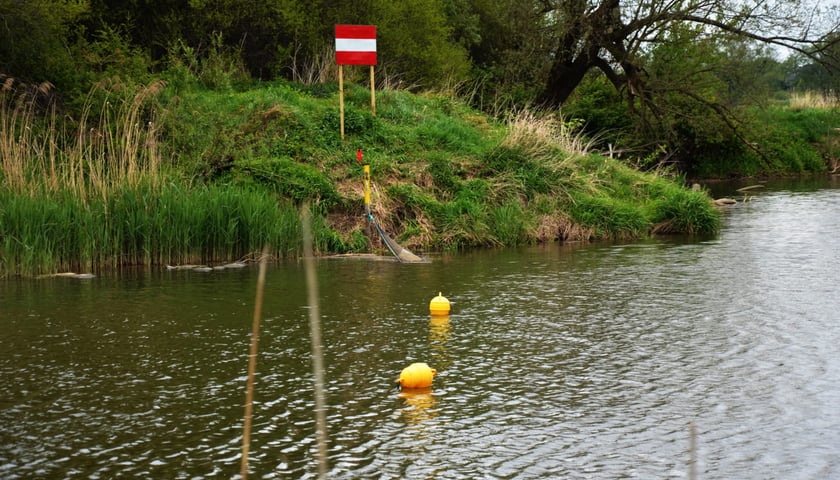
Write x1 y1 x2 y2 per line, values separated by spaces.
1 178 839 479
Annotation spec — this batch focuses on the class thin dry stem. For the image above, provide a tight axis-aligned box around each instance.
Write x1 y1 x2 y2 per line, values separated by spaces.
1 81 165 199
503 109 597 160
790 90 839 110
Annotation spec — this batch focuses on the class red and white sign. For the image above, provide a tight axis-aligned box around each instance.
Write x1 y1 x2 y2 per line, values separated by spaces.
335 25 377 65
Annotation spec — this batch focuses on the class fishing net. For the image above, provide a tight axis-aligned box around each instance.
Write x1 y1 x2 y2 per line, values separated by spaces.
367 214 424 263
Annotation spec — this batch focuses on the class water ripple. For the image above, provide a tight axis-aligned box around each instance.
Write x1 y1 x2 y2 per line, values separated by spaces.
3 185 840 478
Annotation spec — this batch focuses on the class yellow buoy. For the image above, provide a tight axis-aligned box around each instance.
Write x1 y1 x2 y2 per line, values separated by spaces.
397 362 437 389
429 292 450 316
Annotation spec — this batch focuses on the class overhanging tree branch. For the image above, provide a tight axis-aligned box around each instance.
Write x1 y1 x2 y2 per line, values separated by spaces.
539 0 840 107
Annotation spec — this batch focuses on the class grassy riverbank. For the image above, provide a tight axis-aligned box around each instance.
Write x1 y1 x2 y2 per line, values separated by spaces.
688 103 840 178
2 77 725 277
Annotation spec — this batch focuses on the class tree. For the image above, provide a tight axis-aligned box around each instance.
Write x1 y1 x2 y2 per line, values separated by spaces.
785 30 840 92
537 0 840 108
373 0 471 88
0 0 90 93
80 0 470 89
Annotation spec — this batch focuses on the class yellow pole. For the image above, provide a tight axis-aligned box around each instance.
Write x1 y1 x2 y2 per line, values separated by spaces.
363 161 372 250
370 65 376 116
363 164 371 215
339 64 345 141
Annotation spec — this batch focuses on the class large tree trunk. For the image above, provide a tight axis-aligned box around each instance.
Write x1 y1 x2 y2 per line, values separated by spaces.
538 0 623 108
538 57 592 107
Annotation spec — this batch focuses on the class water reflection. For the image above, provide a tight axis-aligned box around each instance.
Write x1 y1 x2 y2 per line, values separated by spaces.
397 388 437 426
428 315 451 345
428 314 451 372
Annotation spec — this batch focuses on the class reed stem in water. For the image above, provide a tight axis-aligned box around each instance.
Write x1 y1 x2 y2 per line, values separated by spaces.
303 205 329 478
240 245 268 479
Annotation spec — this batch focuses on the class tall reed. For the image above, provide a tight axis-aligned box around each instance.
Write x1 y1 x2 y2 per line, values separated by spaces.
1 81 165 201
0 81 54 193
789 90 840 111
3 81 308 276
0 183 311 276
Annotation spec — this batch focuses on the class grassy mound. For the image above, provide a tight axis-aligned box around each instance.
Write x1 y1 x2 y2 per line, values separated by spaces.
1 78 721 276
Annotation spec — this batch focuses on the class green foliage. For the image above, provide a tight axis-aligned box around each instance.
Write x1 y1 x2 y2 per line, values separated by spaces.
672 108 757 178
567 195 649 240
481 145 553 198
414 113 485 153
0 0 92 99
562 74 631 139
761 107 840 143
630 30 834 177
685 105 837 178
385 183 434 211
462 0 549 113
438 187 493 248
377 89 430 124
383 181 487 249
239 157 341 209
752 107 837 172
425 151 462 192
786 31 840 92
163 33 250 92
752 128 821 173
344 229 370 253
80 24 153 85
491 200 528 246
4 0 835 187
159 83 339 177
373 0 471 89
442 0 482 50
81 0 473 92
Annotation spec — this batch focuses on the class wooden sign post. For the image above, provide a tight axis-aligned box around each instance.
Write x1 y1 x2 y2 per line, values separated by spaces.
335 25 377 141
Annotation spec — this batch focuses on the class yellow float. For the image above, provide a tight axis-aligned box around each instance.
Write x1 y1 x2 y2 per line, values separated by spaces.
396 362 437 389
429 292 450 316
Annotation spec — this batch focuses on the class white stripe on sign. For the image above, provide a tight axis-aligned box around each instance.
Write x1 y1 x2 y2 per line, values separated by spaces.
335 38 377 52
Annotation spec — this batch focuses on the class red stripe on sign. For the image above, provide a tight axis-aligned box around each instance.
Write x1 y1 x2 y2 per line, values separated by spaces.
336 24 377 65
336 51 377 65
335 24 376 40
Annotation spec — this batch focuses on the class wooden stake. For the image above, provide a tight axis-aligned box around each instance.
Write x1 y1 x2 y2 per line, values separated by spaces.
339 65 345 141
370 65 376 116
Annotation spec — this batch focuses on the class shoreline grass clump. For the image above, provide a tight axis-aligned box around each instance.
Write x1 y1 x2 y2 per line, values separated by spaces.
0 183 343 277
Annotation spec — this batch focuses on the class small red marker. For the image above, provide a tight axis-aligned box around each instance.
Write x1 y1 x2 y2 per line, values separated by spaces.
356 149 363 164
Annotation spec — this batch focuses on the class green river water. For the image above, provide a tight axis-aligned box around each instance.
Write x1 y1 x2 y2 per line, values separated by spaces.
2 177 839 479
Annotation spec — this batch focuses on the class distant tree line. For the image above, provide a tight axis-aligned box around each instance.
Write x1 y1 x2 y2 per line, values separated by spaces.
3 0 840 172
